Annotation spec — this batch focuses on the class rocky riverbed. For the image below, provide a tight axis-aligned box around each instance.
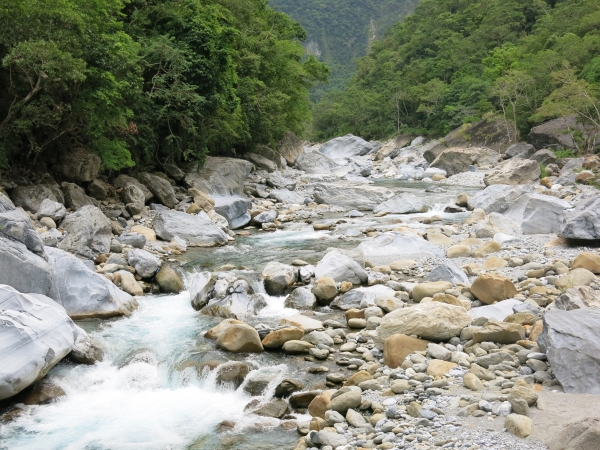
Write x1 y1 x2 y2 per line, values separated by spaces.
1 131 600 450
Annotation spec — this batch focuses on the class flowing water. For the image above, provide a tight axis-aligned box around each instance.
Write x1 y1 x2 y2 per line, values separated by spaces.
0 180 481 449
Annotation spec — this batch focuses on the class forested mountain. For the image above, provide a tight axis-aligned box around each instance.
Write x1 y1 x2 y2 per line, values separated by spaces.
312 0 600 147
269 0 418 100
0 0 328 171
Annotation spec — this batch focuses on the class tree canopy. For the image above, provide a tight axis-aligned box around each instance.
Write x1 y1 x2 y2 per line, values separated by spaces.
0 0 329 171
312 0 600 148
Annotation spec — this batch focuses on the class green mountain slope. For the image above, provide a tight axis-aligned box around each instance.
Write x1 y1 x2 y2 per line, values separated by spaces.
269 0 418 100
312 0 600 147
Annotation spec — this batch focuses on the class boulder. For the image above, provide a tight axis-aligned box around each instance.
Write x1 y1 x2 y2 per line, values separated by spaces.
572 252 600 274
467 184 535 214
37 198 66 222
504 193 571 235
126 249 162 278
266 173 296 190
538 308 600 394
184 156 253 196
252 209 278 225
201 292 267 319
285 287 317 309
319 134 373 160
213 195 251 229
556 268 596 289
121 183 146 215
560 193 600 240
313 183 393 210
383 334 430 369
277 131 304 165
114 175 153 202
118 270 144 296
411 281 453 302
557 157 585 185
427 360 458 378
189 272 214 310
269 189 305 205
555 286 600 311
70 325 103 364
155 267 184 293
530 148 557 165
473 212 522 238
312 277 338 304
463 373 484 391
215 323 264 353
10 184 64 213
468 299 523 321
47 247 138 319
471 274 518 305
137 172 177 209
430 147 500 176
262 262 297 295
425 260 469 285
484 158 541 185
357 232 445 262
314 250 367 284
378 302 472 342
528 115 591 150
0 285 77 400
326 388 362 413
373 193 427 214
245 152 277 172
62 182 94 210
0 237 52 295
58 205 111 259
332 285 395 310
506 143 536 159
280 315 323 332
472 321 526 344
505 414 532 438
549 417 600 450
153 210 229 246
0 194 45 256
252 144 286 169
53 148 101 182
295 152 338 174
262 327 304 349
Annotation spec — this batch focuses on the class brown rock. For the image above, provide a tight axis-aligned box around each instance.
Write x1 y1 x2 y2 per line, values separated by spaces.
483 256 507 269
312 277 338 304
383 334 430 369
472 241 501 258
155 267 184 293
472 321 526 344
261 327 304 349
427 360 457 378
540 177 553 189
345 308 365 321
505 414 532 438
411 281 453 302
471 274 518 305
504 312 538 325
204 319 244 339
215 323 264 353
130 225 156 241
572 252 600 274
308 390 335 418
343 371 372 387
447 245 472 258
463 373 484 391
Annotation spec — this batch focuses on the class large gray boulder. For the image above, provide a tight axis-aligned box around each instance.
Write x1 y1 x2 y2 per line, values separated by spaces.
114 175 153 202
467 184 535 214
153 210 229 246
121 183 146 215
262 262 298 296
473 212 522 238
0 193 45 257
62 182 94 210
184 156 253 196
529 149 557 165
528 116 590 150
426 260 469 285
295 152 338 174
52 147 101 182
269 189 305 205
314 183 394 210
560 193 600 240
505 143 536 159
556 158 585 186
10 184 64 213
47 247 138 319
37 198 67 222
201 293 267 319
373 193 427 214
319 134 373 160
0 285 77 400
213 196 251 229
357 232 445 263
504 193 571 235
430 147 500 176
555 287 600 311
538 308 600 394
314 250 367 284
332 285 395 310
484 158 541 186
58 205 112 259
0 237 52 295
126 249 162 278
137 172 177 209
245 152 277 172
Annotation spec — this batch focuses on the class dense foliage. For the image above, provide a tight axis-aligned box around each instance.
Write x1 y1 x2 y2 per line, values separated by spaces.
312 0 600 149
0 0 328 170
269 0 417 101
